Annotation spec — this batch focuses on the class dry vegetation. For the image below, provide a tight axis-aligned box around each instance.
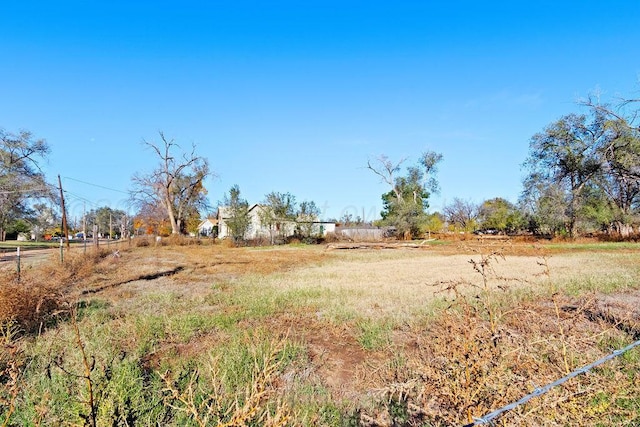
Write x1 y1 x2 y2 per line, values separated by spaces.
1 238 640 426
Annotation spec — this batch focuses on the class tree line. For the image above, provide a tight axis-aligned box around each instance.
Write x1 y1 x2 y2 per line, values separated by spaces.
521 97 640 237
369 93 640 239
2 88 639 242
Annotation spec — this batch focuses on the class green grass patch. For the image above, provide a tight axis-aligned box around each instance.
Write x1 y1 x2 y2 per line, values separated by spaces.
545 241 640 251
562 275 637 296
356 318 392 350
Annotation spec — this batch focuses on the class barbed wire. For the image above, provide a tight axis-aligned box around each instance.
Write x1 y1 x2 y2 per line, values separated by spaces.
463 338 640 426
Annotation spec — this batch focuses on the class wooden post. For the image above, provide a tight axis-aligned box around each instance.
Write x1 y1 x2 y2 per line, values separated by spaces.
16 247 21 281
57 175 70 251
83 202 87 254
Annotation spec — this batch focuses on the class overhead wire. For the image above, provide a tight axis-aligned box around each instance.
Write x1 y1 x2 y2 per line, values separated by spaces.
62 176 129 195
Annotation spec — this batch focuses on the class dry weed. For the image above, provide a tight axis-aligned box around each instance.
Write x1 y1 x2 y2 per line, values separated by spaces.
3 240 639 425
0 249 117 334
348 244 640 425
0 279 62 334
160 337 292 427
0 324 23 427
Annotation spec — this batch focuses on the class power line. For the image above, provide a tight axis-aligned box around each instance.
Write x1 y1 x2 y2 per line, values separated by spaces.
63 191 103 208
62 176 129 195
63 191 132 213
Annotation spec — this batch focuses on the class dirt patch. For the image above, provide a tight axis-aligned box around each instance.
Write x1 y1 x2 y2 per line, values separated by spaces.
583 291 640 338
297 321 375 397
141 332 225 372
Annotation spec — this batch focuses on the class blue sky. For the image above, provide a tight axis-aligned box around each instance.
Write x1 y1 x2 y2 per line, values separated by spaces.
2 1 639 221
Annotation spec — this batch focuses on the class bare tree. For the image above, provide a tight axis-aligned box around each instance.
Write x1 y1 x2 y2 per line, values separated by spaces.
367 155 407 203
443 198 478 232
130 132 211 235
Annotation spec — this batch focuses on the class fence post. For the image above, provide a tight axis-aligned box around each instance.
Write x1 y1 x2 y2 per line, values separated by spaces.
16 247 21 281
60 239 64 263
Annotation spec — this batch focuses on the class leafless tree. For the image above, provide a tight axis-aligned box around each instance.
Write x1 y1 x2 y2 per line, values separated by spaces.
130 132 211 235
443 198 479 232
366 155 408 203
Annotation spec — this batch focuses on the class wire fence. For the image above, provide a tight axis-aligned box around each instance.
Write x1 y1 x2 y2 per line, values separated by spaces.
463 338 640 426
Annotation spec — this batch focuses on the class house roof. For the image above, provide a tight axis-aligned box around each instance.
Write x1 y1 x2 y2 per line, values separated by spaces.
217 204 263 219
197 218 217 228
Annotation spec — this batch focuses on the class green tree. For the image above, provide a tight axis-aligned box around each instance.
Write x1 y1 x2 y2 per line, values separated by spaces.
5 218 31 240
130 132 211 235
477 198 525 234
221 185 251 242
296 200 321 239
423 212 444 238
367 151 442 238
0 128 52 240
521 182 568 236
86 206 128 238
522 113 605 237
29 202 58 241
595 118 640 236
579 184 615 233
259 192 296 244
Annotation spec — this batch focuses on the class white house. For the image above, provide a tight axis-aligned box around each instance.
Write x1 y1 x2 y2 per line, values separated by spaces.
217 204 336 241
196 218 217 236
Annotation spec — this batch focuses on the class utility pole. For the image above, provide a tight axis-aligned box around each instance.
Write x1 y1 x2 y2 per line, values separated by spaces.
57 175 70 251
83 202 87 253
83 203 87 240
109 212 113 240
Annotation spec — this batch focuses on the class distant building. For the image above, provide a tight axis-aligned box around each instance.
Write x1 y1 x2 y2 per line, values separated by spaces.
197 218 218 237
216 204 335 241
336 226 384 241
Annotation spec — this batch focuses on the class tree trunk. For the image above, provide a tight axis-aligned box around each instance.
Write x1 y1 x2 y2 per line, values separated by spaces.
611 221 632 238
164 197 179 234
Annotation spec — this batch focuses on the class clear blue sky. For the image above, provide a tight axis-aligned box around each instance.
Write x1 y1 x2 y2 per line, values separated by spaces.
2 1 639 221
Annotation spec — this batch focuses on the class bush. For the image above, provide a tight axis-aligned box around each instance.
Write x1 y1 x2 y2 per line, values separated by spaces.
132 236 151 247
0 278 62 334
0 250 112 335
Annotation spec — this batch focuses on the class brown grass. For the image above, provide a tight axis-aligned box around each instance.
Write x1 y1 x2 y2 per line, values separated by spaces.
3 240 640 425
0 244 330 334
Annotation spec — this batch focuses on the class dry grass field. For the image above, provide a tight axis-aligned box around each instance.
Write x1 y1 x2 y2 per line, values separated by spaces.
1 238 640 426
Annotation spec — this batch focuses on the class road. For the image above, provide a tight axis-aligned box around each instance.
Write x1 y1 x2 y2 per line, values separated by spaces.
0 239 127 267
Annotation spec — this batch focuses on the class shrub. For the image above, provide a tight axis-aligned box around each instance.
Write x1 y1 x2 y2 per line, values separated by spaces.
132 236 152 247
